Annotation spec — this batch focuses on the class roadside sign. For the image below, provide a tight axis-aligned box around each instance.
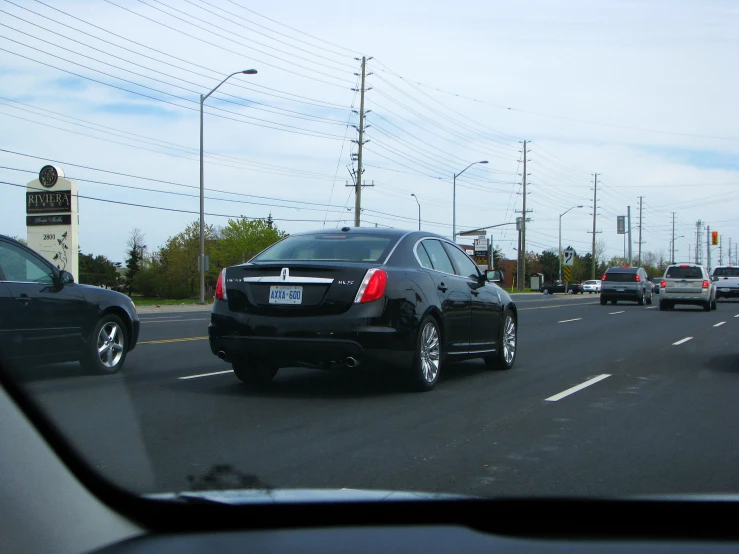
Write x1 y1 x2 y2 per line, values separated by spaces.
617 216 625 235
563 265 572 282
563 247 575 267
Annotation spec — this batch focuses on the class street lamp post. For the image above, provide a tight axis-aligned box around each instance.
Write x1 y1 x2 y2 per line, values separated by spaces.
559 205 583 282
199 69 257 304
670 235 684 264
453 160 488 241
411 193 421 230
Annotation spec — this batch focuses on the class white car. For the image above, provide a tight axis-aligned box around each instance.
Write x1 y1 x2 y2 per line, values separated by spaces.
659 263 716 311
582 280 602 294
712 266 739 300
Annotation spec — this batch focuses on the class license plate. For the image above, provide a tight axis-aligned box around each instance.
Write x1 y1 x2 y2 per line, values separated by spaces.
616 288 625 292
722 288 730 292
269 285 303 304
679 282 688 287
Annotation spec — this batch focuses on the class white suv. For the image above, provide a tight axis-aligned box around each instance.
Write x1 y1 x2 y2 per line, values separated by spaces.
712 266 739 300
659 263 716 311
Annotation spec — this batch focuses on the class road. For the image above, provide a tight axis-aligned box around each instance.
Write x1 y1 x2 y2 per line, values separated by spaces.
8 293 739 498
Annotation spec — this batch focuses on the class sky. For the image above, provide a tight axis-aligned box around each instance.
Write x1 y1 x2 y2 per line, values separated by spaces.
1 0 738 267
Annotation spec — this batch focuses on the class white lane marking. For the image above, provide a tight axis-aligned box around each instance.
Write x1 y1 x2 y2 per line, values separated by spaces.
545 374 611 402
714 321 726 327
645 306 657 309
672 337 693 346
608 311 625 315
140 318 210 324
178 370 234 380
735 314 739 318
558 318 582 323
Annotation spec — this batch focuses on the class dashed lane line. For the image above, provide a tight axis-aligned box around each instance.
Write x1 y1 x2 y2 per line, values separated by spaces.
714 321 726 327
673 337 693 346
138 336 208 345
178 369 234 380
608 311 625 315
545 374 612 402
558 318 582 323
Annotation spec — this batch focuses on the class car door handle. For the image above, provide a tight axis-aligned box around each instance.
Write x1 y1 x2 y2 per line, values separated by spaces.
471 290 480 297
437 283 448 293
14 295 32 305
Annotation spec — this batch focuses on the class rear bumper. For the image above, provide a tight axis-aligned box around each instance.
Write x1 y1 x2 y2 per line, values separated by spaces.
716 288 739 298
660 292 711 305
208 300 415 370
600 288 640 300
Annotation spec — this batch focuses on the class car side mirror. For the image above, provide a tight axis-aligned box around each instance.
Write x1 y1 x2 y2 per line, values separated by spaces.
712 276 719 282
486 269 503 283
59 270 75 285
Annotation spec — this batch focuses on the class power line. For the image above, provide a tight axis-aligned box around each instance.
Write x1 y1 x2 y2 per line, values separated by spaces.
0 43 347 140
12 0 348 110
102 0 353 87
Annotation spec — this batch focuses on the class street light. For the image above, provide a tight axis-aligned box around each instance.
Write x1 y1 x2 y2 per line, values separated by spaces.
670 235 684 264
559 205 583 282
410 193 421 230
199 69 257 304
453 160 488 241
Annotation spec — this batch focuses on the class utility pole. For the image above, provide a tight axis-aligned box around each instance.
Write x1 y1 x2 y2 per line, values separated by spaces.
627 205 632 266
521 141 528 290
671 212 676 264
719 241 723 266
706 226 712 272
349 56 372 227
637 196 644 266
695 220 703 265
730 238 733 265
589 174 600 278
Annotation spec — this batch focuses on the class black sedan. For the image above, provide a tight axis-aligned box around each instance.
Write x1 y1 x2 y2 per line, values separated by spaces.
0 234 139 374
209 228 517 391
541 282 583 294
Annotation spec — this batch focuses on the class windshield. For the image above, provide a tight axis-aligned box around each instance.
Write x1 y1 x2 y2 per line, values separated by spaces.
713 268 739 277
252 234 396 263
1 0 738 507
666 266 704 279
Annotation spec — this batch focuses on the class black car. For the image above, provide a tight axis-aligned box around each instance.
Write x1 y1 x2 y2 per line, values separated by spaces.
209 228 517 391
541 282 583 294
0 234 139 373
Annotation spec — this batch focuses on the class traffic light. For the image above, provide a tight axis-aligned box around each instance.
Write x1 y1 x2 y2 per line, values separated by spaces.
711 231 719 246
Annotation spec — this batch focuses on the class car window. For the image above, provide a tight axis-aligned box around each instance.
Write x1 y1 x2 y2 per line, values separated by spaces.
0 241 55 284
420 240 455 275
252 234 396 263
713 267 739 277
415 242 433 269
666 266 703 279
442 242 479 279
604 272 636 282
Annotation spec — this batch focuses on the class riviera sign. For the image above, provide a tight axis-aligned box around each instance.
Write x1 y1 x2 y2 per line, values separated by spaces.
25 165 79 278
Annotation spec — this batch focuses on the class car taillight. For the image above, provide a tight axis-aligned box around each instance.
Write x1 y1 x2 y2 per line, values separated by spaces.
702 280 709 288
602 273 607 280
215 268 227 300
354 268 387 303
635 274 640 282
660 280 666 288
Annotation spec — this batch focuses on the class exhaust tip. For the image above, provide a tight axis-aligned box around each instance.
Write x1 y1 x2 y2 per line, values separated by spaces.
217 350 227 361
345 356 359 368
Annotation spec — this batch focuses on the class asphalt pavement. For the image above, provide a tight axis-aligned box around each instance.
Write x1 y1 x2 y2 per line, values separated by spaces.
8 292 739 498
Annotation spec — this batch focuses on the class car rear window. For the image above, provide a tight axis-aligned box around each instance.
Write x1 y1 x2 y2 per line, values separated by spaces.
666 266 703 279
252 234 397 263
604 272 636 282
584 280 596 285
713 267 739 277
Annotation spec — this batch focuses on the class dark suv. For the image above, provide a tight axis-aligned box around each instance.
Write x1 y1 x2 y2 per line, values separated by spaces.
600 266 653 305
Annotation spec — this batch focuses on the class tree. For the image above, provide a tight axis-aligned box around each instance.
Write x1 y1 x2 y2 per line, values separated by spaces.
492 246 506 269
212 217 288 269
79 252 120 288
539 250 560 282
125 229 146 295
